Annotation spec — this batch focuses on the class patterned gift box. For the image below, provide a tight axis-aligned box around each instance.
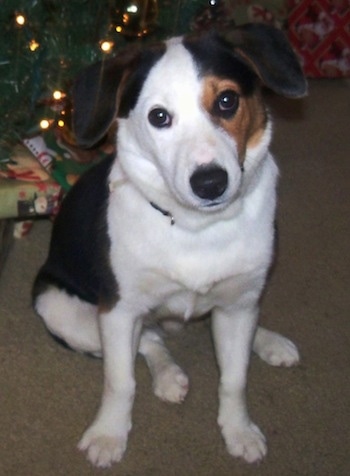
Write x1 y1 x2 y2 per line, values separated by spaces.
0 144 62 220
0 130 112 221
288 0 350 77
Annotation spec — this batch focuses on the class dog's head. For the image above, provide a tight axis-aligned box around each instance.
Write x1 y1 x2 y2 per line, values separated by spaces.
73 24 306 212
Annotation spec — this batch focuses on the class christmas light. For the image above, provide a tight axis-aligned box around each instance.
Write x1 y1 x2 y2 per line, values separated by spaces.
40 119 51 130
100 40 114 52
111 0 158 38
57 120 65 127
29 40 40 52
15 14 26 26
127 4 138 14
53 90 64 100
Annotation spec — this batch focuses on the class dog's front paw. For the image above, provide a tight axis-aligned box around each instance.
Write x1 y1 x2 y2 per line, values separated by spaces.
221 421 267 463
78 428 128 468
153 364 189 404
254 329 300 367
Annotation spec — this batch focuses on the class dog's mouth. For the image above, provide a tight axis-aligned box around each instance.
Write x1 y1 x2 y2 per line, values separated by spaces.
203 198 226 207
149 194 228 226
196 195 235 212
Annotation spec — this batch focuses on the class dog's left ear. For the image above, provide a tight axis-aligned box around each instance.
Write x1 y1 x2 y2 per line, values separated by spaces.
223 23 307 98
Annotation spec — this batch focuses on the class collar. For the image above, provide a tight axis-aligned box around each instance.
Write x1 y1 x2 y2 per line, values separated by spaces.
109 180 175 226
150 201 175 225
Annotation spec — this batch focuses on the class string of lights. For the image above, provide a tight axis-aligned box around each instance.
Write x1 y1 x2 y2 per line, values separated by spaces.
0 1 219 157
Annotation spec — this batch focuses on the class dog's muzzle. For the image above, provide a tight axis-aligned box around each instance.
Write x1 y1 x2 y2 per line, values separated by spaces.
190 165 228 201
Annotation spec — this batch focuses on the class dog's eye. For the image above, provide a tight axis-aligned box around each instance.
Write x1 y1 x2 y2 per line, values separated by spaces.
148 108 172 128
213 90 239 119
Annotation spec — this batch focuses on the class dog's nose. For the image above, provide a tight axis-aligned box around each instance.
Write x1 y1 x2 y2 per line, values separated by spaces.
190 165 228 200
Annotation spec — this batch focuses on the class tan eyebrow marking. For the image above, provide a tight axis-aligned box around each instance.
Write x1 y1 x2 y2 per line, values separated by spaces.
201 76 267 163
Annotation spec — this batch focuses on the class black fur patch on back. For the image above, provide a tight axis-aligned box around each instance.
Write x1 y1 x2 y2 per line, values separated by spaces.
33 155 117 307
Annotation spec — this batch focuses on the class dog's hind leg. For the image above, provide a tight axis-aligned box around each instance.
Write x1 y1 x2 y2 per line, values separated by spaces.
138 329 189 404
253 326 300 367
34 286 102 357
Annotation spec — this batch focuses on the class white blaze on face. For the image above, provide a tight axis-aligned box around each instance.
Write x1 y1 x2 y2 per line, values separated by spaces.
117 37 268 210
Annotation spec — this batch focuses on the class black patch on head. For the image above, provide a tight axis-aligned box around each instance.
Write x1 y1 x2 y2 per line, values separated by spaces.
118 45 166 118
183 33 257 96
222 24 307 98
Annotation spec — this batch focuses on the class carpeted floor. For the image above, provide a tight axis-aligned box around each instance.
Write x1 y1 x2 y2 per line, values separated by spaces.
0 79 349 476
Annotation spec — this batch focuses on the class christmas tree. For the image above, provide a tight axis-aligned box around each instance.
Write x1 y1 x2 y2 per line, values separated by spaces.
0 0 217 157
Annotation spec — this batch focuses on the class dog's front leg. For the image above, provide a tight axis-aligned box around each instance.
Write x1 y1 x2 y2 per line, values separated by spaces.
78 304 142 468
212 305 267 463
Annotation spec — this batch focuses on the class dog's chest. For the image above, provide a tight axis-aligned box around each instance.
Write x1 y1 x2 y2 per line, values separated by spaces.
152 277 247 320
108 174 275 319
133 229 270 320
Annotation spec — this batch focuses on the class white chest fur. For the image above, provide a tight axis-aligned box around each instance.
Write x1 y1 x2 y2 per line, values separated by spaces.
106 154 277 320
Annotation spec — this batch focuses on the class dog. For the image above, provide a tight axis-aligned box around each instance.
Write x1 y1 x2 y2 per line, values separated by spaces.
33 23 307 468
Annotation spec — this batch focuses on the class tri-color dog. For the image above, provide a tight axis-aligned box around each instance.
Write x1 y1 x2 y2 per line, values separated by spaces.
33 24 307 468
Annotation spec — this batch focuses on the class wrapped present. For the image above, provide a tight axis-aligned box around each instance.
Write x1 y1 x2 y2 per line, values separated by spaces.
0 126 113 220
0 144 62 219
191 0 288 31
288 0 350 77
23 120 115 190
0 176 62 219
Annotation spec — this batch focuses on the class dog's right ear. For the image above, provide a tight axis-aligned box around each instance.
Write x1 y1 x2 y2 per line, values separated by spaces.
72 44 166 149
72 47 140 149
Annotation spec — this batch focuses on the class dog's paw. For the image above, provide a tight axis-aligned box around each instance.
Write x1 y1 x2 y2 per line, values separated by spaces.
221 421 267 464
78 428 127 468
254 329 300 367
153 364 189 404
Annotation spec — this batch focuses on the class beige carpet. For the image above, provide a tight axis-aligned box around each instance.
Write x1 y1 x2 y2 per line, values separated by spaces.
0 79 349 476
